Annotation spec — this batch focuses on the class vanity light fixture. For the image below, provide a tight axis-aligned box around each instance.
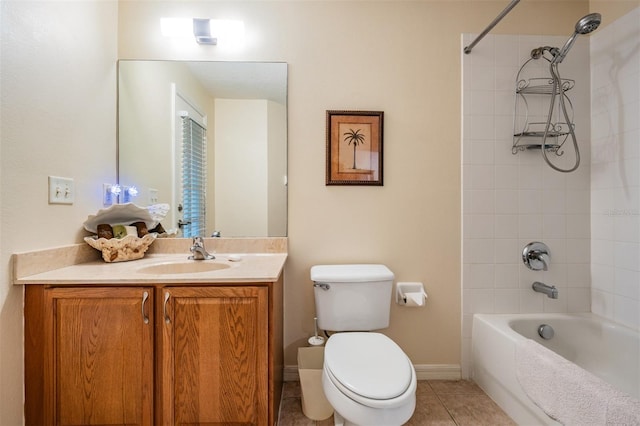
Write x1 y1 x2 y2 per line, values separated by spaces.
193 18 216 45
160 18 244 46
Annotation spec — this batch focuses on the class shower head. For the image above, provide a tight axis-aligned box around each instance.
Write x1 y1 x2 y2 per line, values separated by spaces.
575 13 602 34
552 13 601 64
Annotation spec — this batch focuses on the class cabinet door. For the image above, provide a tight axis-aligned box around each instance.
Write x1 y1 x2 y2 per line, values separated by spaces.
160 286 269 425
46 287 154 426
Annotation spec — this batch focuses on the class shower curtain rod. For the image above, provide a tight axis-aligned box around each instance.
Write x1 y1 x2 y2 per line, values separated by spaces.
463 0 520 54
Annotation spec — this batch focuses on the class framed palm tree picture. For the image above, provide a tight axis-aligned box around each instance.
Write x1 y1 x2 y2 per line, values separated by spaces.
326 110 384 185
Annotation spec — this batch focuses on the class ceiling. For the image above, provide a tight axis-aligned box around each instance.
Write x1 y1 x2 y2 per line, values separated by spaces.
185 61 287 105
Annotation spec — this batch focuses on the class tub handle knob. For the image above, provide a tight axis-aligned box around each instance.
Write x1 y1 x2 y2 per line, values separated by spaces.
523 242 550 271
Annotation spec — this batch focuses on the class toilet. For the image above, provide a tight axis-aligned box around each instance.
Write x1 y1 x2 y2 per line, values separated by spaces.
311 264 417 426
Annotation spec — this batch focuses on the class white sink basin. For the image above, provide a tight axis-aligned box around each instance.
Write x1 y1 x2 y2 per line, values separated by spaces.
137 261 230 275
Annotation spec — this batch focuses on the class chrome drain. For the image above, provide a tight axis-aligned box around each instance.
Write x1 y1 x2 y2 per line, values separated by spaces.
538 324 554 340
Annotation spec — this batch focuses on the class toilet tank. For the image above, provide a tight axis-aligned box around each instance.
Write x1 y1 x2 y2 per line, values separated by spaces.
310 264 394 331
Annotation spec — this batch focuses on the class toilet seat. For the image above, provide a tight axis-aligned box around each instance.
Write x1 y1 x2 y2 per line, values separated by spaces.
324 332 415 409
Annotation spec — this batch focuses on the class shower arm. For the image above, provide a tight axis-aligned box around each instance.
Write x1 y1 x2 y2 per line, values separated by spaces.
463 0 520 54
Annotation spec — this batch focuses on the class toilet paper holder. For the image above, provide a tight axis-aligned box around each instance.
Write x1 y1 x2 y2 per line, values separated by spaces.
395 282 428 307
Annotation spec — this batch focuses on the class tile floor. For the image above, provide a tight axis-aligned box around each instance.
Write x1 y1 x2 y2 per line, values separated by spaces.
278 380 516 425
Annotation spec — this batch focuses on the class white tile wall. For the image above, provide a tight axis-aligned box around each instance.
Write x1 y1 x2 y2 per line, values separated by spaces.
462 7 640 379
461 33 592 378
590 7 640 331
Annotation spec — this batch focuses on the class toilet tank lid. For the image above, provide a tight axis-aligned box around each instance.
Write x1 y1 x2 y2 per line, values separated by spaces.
311 264 394 283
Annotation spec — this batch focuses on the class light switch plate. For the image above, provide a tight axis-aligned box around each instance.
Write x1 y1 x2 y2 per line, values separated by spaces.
49 176 74 204
149 188 159 204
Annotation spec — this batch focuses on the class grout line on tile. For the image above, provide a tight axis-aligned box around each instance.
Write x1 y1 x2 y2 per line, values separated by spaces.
426 380 460 426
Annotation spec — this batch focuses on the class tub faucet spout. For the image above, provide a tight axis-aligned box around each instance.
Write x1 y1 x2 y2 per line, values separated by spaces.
532 281 558 299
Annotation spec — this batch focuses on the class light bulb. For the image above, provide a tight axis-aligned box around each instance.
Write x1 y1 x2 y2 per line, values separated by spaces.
110 184 122 196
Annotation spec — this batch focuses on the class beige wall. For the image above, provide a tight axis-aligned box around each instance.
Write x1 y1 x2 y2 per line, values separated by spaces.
591 0 639 23
117 0 595 368
2 0 637 422
215 99 269 235
0 1 118 424
267 100 288 237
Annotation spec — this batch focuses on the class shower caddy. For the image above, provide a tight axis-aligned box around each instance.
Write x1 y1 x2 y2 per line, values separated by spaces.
512 55 575 155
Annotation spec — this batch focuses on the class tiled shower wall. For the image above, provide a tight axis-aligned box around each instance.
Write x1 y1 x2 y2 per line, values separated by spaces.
461 34 592 378
462 7 640 378
590 8 640 330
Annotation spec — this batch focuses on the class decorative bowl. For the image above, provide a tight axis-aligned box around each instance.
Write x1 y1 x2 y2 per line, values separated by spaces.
83 203 169 233
84 233 157 263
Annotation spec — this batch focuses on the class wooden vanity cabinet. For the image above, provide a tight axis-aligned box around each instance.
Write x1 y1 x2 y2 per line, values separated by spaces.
24 286 155 426
25 278 283 426
157 286 269 425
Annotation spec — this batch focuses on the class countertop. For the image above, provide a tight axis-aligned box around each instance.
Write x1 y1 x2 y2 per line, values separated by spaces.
15 253 287 285
13 237 287 285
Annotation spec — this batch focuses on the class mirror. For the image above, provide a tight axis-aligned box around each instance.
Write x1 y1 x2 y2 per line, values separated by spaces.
118 60 287 237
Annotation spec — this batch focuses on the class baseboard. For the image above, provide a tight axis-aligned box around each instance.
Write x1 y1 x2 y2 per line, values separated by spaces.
414 364 461 380
284 365 300 382
284 363 461 382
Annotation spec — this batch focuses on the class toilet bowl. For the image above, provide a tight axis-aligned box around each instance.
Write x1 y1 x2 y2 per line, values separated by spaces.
322 332 417 425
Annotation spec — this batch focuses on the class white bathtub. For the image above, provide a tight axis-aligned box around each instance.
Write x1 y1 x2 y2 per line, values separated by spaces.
472 313 640 425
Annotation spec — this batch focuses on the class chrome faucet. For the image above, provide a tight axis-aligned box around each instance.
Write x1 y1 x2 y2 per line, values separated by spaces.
522 242 550 271
532 281 558 299
530 250 549 270
189 236 215 260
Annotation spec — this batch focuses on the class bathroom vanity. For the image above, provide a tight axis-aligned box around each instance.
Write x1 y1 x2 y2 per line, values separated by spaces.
15 238 286 426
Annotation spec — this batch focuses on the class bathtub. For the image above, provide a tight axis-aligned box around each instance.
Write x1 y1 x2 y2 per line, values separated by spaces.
472 313 640 425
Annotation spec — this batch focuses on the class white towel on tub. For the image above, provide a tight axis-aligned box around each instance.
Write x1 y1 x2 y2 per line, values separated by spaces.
607 396 640 425
515 338 640 425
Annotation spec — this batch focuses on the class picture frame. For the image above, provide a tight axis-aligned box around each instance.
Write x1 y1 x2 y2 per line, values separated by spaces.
326 110 384 186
